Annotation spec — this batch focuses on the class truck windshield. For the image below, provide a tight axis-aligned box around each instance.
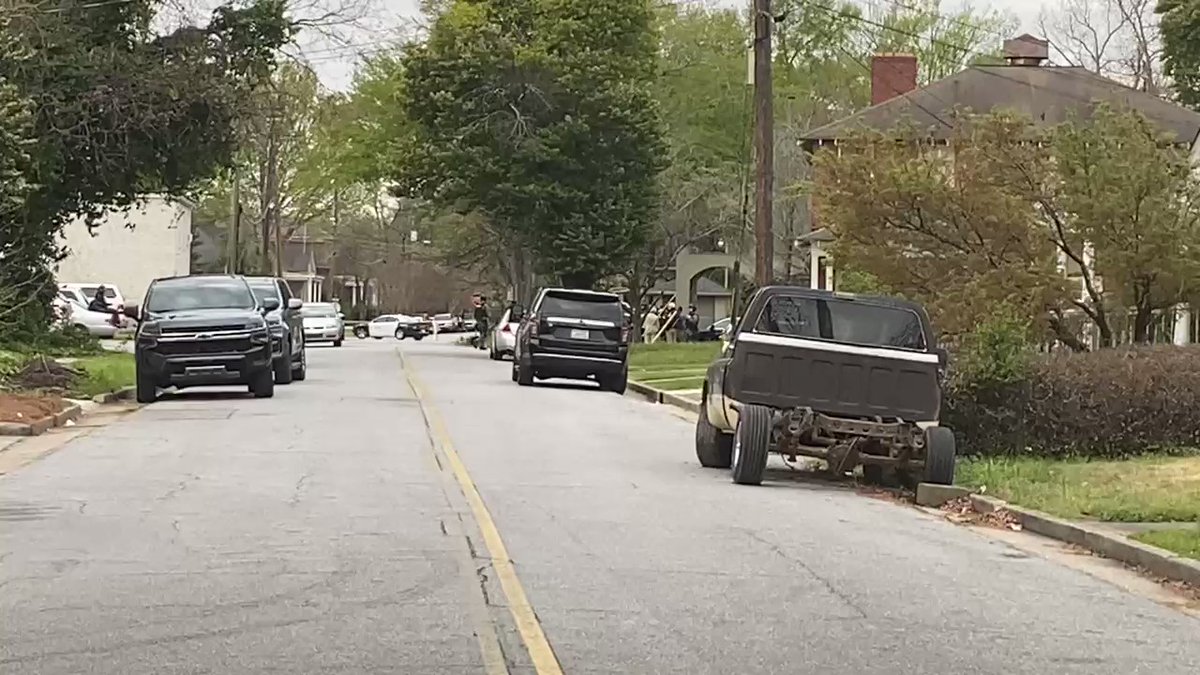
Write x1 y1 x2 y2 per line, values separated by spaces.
539 292 624 324
246 279 280 303
754 295 926 350
145 278 255 313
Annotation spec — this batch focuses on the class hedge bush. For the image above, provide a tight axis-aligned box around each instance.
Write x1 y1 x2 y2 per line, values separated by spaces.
944 345 1200 458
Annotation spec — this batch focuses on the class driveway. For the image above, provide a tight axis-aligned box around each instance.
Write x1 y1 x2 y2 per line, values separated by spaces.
1 338 1198 674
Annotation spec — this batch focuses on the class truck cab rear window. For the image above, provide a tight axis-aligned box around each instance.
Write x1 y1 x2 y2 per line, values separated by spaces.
753 296 925 350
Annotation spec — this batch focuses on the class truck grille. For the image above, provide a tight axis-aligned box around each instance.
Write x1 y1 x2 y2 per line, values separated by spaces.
157 338 253 355
162 324 245 334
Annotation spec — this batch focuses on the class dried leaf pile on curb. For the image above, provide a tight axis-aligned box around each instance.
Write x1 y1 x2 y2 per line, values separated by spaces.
940 496 1023 531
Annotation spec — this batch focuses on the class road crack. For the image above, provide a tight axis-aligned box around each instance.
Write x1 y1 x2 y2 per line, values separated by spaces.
288 472 312 506
741 528 868 619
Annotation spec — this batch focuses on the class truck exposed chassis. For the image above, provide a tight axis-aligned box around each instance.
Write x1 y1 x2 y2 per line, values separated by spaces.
773 407 928 476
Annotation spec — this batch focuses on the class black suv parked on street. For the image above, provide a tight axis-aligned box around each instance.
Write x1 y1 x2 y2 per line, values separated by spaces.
245 276 307 384
126 275 277 403
512 288 631 393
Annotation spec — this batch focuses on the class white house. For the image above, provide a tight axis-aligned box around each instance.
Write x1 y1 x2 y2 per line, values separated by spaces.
56 195 193 305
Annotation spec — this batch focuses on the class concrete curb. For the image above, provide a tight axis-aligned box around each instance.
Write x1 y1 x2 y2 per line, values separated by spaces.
92 386 136 404
0 403 82 437
627 381 700 414
967 493 1200 587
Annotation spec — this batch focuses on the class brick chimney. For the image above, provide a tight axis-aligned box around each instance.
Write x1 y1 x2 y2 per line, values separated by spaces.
871 54 918 106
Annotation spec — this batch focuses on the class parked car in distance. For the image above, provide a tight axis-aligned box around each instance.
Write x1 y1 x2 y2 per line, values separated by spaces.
432 313 460 333
245 276 307 384
694 317 731 342
512 288 631 393
301 302 344 346
363 314 401 339
59 282 126 310
695 287 954 487
488 306 522 360
126 275 276 403
396 314 432 340
59 296 126 337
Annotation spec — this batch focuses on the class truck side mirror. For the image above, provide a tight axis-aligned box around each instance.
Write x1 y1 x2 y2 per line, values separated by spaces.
262 297 281 313
123 304 140 321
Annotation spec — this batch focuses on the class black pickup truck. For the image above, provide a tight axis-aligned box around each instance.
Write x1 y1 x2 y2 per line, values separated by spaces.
695 286 955 487
125 275 278 403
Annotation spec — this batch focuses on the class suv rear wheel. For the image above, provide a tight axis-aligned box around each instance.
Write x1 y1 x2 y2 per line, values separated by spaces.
731 404 771 485
600 365 628 394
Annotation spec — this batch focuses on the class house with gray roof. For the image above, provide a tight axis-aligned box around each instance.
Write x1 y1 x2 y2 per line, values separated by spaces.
797 34 1200 345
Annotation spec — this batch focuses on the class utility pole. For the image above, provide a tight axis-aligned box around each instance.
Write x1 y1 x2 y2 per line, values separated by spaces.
752 0 774 287
226 175 240 274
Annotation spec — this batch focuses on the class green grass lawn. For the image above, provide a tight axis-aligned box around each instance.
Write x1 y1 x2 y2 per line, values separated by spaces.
69 353 136 398
1132 527 1200 560
629 343 720 391
957 455 1200 523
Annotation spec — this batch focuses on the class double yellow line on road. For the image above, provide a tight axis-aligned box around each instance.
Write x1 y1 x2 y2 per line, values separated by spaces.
401 352 564 675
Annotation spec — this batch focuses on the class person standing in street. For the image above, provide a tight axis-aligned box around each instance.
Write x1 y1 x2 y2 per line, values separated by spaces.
473 295 490 350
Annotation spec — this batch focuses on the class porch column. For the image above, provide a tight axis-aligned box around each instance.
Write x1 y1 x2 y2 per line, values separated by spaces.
809 244 822 289
1174 305 1192 345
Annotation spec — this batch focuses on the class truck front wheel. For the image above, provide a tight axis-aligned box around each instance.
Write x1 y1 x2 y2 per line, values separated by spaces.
731 404 771 485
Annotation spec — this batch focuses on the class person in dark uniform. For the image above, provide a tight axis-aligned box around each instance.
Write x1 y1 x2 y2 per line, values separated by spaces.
473 295 490 350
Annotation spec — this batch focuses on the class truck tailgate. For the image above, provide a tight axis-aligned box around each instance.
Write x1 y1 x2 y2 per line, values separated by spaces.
726 333 940 421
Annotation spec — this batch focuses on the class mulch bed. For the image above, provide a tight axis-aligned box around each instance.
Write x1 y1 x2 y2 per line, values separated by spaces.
0 393 66 424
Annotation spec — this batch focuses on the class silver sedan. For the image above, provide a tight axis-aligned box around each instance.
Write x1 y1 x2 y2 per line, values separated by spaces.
487 308 521 360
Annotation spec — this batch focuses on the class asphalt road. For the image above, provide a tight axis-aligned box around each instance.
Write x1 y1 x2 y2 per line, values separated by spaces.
2 337 1199 674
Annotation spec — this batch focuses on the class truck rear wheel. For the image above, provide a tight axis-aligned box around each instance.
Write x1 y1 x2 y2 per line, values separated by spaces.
731 404 771 485
923 427 957 485
695 402 733 468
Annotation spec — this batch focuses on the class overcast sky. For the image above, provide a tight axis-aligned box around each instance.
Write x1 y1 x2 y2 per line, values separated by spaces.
262 0 1054 91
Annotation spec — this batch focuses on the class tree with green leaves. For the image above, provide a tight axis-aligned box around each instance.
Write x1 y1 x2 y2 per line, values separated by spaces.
0 0 291 339
813 113 1068 343
1158 0 1200 106
396 0 667 294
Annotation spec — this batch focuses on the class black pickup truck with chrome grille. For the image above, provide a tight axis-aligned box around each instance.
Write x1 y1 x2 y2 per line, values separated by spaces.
125 275 278 403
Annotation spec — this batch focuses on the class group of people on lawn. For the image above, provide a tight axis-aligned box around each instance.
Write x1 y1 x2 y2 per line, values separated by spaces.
640 301 700 343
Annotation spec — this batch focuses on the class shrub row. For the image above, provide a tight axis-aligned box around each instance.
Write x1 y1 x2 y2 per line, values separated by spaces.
943 345 1200 458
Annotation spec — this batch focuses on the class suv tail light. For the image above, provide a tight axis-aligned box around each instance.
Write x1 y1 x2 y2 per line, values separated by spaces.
528 314 539 337
620 326 631 343
501 323 512 334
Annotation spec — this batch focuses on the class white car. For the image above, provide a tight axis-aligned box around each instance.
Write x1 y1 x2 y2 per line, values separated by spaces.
365 314 402 339
59 282 125 309
432 313 459 333
301 302 344 346
57 296 127 337
488 307 522 360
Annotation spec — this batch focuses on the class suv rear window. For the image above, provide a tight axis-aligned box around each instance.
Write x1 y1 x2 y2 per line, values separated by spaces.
539 292 624 324
753 295 925 350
